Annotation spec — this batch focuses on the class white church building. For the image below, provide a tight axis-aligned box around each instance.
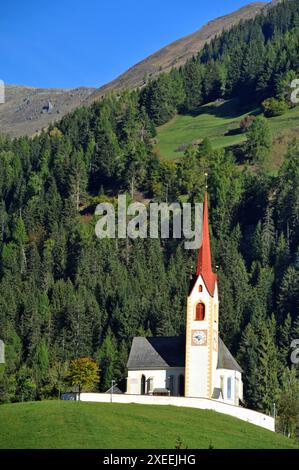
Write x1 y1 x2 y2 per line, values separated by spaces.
126 193 243 406
80 192 274 430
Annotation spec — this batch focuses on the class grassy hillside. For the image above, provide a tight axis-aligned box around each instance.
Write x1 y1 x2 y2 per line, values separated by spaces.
0 401 297 449
155 99 299 163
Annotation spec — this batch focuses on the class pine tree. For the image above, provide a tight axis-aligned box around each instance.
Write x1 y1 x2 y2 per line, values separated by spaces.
255 317 280 414
182 59 204 112
277 267 299 321
32 340 49 394
275 233 290 279
260 207 275 267
237 322 259 407
277 368 299 437
68 149 87 211
278 314 292 370
12 215 28 274
97 331 118 392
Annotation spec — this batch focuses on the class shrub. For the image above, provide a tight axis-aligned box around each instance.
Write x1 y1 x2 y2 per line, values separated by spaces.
262 98 288 117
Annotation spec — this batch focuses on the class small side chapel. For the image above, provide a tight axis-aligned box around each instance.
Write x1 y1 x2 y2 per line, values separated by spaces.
126 193 243 406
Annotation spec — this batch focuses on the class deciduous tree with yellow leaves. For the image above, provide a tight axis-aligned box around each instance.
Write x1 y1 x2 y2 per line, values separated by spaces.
67 358 99 398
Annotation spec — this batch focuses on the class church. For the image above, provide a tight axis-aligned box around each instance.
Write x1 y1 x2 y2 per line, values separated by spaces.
126 193 243 406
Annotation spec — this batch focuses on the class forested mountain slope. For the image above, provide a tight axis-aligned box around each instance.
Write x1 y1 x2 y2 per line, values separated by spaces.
0 0 298 438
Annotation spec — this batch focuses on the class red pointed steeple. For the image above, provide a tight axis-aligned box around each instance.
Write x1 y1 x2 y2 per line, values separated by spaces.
196 192 217 296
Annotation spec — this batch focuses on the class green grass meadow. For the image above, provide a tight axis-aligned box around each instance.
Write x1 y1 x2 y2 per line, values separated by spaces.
0 401 297 449
155 99 299 161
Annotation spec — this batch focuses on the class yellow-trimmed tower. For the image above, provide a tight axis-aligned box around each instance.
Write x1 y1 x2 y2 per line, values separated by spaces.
185 193 219 398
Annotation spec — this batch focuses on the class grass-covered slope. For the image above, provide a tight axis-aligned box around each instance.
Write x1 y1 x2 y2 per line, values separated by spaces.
156 99 299 162
0 401 297 449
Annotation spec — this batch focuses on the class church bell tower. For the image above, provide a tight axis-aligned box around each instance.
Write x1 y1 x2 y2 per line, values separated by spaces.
185 192 219 399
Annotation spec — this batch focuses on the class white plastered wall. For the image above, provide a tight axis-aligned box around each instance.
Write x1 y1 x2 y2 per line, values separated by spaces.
215 369 243 406
126 367 185 396
80 393 275 432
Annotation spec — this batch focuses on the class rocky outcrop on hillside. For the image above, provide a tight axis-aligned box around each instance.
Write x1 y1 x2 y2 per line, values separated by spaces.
0 85 94 138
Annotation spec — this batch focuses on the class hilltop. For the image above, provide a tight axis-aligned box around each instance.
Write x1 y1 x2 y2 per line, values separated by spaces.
89 2 267 101
0 2 268 138
0 401 296 449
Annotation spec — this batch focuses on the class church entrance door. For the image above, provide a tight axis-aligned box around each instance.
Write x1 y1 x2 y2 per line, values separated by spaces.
141 375 146 395
179 375 185 396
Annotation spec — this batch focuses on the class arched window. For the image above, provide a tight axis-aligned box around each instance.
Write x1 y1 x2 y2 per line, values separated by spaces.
198 285 203 292
178 375 185 397
141 375 146 395
195 303 205 321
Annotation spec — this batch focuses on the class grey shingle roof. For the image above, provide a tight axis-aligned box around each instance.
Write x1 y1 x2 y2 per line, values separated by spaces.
105 385 123 394
127 336 185 369
127 335 242 373
217 338 243 373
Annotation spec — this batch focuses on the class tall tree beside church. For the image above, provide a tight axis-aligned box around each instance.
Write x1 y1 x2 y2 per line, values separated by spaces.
216 227 250 350
277 368 299 437
237 322 259 408
97 331 119 391
253 317 280 413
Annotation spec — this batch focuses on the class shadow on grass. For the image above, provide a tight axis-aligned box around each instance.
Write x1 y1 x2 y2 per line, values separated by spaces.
181 98 261 121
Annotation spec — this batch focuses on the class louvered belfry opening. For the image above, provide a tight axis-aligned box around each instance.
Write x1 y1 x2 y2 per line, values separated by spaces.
195 302 205 321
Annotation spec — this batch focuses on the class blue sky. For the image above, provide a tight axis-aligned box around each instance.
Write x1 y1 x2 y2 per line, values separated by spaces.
0 1 268 89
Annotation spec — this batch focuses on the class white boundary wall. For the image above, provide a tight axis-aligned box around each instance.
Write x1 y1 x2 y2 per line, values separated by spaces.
80 393 275 432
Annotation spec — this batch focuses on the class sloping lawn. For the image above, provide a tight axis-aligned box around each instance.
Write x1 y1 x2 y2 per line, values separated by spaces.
156 99 299 161
0 401 297 449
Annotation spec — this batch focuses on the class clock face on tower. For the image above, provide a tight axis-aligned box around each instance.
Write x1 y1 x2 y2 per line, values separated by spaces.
191 329 207 346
